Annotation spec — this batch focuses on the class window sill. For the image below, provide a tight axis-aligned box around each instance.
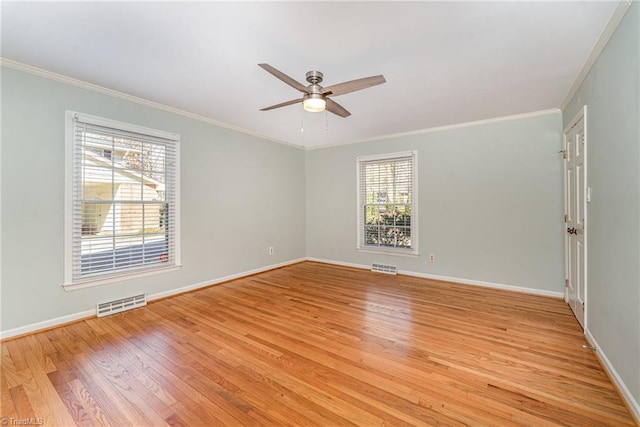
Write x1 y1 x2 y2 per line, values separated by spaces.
357 248 419 258
63 264 182 291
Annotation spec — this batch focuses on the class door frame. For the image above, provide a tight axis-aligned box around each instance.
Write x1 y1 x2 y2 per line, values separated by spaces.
563 105 588 328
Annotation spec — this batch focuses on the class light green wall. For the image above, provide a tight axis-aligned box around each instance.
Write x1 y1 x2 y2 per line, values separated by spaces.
306 112 564 293
1 67 306 331
563 2 640 406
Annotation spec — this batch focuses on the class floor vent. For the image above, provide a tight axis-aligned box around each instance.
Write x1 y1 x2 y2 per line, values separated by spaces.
371 264 398 275
97 293 147 318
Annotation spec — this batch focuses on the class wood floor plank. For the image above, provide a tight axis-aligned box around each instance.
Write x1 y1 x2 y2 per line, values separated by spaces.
23 349 79 426
1 342 23 389
0 373 18 420
47 370 95 427
9 385 35 419
67 379 112 427
17 362 58 424
0 261 635 426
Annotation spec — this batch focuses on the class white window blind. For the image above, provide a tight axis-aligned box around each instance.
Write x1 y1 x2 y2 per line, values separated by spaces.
65 112 180 287
357 151 417 254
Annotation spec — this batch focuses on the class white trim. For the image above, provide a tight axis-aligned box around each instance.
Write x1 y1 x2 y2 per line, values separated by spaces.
356 249 419 258
1 257 306 340
356 150 415 163
147 258 306 301
74 111 179 141
412 150 419 254
64 111 75 286
585 328 640 422
174 138 182 268
399 270 564 299
63 265 183 291
307 257 372 271
0 58 303 150
2 58 563 152
563 105 589 134
560 1 633 111
307 109 561 151
0 309 95 341
306 257 565 298
562 106 588 328
563 128 569 304
583 107 588 329
64 110 182 288
356 150 418 256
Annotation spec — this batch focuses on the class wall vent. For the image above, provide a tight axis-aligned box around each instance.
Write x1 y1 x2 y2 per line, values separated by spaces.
371 264 398 275
97 293 147 318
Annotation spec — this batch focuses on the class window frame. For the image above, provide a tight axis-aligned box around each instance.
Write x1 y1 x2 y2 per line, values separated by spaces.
356 150 418 257
63 111 181 290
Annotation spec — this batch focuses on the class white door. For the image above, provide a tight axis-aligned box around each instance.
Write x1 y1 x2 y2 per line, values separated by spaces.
564 107 587 327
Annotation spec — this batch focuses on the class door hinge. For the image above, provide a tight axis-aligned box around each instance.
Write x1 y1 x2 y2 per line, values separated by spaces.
561 150 567 159
564 214 568 223
565 279 569 288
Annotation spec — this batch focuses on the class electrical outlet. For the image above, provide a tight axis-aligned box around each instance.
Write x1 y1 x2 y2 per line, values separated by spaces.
268 246 274 255
428 254 436 263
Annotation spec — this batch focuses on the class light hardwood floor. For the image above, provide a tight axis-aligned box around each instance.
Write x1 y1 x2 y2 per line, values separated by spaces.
1 261 635 426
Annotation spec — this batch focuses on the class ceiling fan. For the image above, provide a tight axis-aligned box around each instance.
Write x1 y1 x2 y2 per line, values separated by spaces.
258 63 386 118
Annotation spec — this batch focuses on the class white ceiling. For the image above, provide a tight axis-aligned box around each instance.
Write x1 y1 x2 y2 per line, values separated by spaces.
1 1 618 149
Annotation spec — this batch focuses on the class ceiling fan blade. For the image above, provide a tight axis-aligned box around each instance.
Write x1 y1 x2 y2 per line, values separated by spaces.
323 75 386 97
258 64 309 93
260 98 302 111
326 98 351 118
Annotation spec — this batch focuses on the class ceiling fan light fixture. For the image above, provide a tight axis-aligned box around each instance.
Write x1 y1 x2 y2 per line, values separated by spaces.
259 64 385 118
302 93 326 112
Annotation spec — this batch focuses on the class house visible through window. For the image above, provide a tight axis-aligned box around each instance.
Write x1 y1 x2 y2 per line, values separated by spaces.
65 112 180 288
357 151 417 255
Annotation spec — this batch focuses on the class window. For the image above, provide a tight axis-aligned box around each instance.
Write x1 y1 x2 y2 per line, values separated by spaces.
64 111 180 289
357 151 417 255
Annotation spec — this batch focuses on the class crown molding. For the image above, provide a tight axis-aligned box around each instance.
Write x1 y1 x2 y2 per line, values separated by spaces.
0 58 305 150
306 108 561 151
560 0 633 111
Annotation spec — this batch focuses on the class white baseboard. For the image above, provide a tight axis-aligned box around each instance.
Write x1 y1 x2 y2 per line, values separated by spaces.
0 257 306 340
146 258 306 301
306 257 371 271
400 270 564 298
585 329 640 422
0 309 95 340
306 257 564 298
